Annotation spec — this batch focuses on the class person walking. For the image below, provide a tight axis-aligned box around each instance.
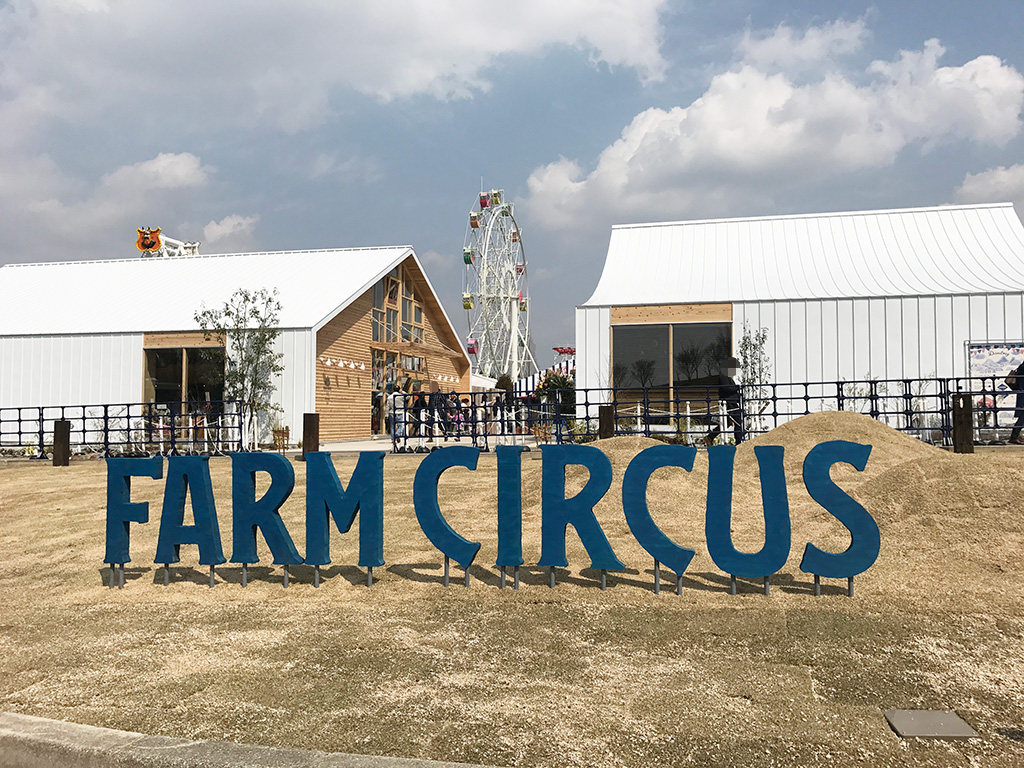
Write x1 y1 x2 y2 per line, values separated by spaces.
704 356 744 446
1007 360 1024 444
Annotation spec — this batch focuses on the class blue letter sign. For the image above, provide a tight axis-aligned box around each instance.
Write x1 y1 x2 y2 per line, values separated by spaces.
495 446 525 568
305 452 385 568
105 456 162 565
413 446 482 568
539 445 623 570
621 444 698 577
705 445 791 578
230 452 303 566
155 456 226 566
800 441 879 578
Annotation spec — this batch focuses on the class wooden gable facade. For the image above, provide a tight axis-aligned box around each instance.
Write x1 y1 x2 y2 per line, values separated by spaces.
315 255 469 440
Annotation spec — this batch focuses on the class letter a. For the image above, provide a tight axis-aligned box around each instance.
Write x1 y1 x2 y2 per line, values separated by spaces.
155 456 226 566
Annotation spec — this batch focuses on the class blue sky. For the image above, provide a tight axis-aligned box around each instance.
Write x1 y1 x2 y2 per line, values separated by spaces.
2 1 1023 366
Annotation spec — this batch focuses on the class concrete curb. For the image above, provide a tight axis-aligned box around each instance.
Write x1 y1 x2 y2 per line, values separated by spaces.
0 713 500 768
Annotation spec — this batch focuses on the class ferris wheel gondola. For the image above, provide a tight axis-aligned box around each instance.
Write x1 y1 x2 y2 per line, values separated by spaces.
462 189 537 381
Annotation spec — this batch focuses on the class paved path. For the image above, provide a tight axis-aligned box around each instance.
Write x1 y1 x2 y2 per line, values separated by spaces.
0 712 500 768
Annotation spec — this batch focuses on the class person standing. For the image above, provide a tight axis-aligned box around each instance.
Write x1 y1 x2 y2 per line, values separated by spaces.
1007 360 1024 444
387 384 406 448
427 382 447 443
704 356 744 446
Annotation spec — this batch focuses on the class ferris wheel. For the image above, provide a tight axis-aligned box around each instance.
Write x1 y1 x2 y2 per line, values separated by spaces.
462 188 538 381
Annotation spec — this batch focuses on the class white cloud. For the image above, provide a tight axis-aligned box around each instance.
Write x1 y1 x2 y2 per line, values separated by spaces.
739 18 868 72
955 164 1024 211
0 0 668 263
0 0 668 135
0 151 213 261
524 33 1024 230
203 214 259 248
308 152 382 183
100 153 210 191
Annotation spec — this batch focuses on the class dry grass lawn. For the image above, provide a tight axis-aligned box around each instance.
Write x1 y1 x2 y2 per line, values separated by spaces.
2 411 1024 767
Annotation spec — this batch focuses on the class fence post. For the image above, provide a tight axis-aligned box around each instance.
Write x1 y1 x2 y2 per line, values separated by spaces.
940 380 953 445
299 412 320 461
33 407 47 459
643 387 651 438
168 406 177 456
902 379 914 430
951 394 974 454
598 405 614 439
53 420 71 466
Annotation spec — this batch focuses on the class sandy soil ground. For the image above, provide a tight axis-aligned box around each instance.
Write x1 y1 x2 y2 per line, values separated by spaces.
1 411 1024 767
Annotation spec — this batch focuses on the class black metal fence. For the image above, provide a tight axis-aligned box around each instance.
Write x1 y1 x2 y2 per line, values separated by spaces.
388 375 1022 452
4 376 1018 458
0 400 245 458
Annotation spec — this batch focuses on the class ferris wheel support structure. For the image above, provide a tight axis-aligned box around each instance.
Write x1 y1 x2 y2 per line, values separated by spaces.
462 189 537 382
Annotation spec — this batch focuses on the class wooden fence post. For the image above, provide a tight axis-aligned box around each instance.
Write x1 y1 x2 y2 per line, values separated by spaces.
53 420 71 466
298 412 320 461
951 394 974 454
598 405 615 440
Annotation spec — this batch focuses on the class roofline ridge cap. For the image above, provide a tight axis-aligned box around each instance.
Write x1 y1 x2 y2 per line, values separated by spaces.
1 244 413 269
608 202 1016 231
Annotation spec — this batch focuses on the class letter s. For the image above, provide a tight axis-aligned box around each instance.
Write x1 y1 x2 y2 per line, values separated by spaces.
799 441 879 579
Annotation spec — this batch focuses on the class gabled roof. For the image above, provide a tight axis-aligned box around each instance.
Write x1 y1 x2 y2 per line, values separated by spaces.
0 247 462 341
583 202 1024 307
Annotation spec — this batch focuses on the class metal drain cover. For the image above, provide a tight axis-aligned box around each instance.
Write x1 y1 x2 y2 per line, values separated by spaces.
884 709 978 739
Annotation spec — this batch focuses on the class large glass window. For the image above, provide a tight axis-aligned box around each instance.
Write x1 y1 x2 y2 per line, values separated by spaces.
673 323 732 385
612 325 669 388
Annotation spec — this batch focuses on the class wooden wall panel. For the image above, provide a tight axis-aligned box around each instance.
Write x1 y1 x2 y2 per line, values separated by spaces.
315 291 374 442
610 303 733 324
143 331 221 348
314 255 472 441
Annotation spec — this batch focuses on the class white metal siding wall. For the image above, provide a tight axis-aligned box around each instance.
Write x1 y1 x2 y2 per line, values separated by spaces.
575 306 611 395
0 333 143 408
269 328 314 436
734 293 1024 382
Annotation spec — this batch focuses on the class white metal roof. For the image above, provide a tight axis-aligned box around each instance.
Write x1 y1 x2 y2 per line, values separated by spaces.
0 246 461 338
583 203 1024 306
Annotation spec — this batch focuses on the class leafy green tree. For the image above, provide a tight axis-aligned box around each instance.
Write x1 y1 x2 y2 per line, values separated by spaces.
535 369 576 417
195 288 284 449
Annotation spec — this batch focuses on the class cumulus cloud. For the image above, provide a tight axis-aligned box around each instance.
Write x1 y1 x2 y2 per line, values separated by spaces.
100 153 209 191
0 151 213 261
524 32 1024 229
738 18 868 72
0 0 668 263
0 0 668 135
955 164 1024 211
203 214 259 252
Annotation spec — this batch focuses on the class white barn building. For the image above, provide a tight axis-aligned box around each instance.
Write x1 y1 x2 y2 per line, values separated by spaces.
576 202 1024 400
0 247 470 445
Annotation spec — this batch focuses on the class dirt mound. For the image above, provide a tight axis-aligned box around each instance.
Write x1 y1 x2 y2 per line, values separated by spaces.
579 435 664 467
748 410 943 470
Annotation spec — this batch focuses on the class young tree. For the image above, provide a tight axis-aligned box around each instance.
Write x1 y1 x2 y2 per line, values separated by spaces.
737 322 771 434
195 288 284 449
